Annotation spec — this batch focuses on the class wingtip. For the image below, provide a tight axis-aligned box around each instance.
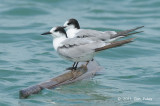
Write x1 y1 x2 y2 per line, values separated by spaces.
139 31 144 33
138 26 144 28
121 37 136 43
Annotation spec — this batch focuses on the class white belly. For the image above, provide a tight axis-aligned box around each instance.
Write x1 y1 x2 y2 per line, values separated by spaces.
59 52 95 62
53 36 66 51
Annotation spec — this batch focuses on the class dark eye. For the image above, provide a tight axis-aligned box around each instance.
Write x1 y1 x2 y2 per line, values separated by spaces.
55 29 58 32
67 22 71 25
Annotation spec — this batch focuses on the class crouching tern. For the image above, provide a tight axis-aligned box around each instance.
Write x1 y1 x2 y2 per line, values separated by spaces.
41 26 135 70
63 18 143 42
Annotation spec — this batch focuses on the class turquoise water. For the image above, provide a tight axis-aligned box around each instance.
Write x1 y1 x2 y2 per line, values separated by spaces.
0 0 160 105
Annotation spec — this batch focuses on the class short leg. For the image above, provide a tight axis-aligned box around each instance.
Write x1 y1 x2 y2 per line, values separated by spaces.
85 61 89 66
66 62 76 70
70 62 79 80
72 62 76 67
73 62 79 70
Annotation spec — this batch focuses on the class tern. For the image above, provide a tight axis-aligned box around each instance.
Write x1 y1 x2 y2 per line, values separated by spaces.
41 26 135 70
63 18 143 42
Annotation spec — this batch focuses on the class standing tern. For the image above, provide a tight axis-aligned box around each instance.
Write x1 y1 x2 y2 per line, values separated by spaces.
41 26 135 70
63 18 143 42
63 18 143 69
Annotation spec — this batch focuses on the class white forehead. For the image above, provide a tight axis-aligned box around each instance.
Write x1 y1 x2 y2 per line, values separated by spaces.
63 20 69 26
50 27 57 32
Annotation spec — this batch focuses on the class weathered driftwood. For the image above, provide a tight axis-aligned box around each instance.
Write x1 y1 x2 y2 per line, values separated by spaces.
19 60 103 99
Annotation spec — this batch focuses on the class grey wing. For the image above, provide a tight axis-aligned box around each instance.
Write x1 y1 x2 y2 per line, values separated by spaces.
75 29 111 41
58 38 105 59
110 26 144 38
60 37 94 46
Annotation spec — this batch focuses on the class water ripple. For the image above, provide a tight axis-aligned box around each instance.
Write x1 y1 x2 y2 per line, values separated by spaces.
1 7 49 16
0 0 160 106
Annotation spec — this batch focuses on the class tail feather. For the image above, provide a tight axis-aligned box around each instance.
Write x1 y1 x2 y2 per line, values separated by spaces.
95 38 135 52
123 31 143 37
111 26 144 38
106 31 143 43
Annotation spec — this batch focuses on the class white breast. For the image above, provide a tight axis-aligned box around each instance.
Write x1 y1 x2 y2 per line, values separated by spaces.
66 28 79 38
53 36 66 51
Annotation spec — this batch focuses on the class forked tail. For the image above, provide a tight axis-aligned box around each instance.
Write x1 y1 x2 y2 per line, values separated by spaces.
95 38 135 52
110 26 144 39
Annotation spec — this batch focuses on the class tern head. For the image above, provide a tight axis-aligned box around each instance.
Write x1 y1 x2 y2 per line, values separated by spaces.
41 26 67 38
63 18 80 30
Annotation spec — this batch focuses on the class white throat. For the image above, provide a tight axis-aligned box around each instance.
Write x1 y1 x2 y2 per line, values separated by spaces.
53 36 66 51
66 28 79 38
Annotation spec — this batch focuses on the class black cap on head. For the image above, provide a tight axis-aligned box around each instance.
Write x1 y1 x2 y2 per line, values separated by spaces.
68 18 80 29
55 26 68 38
